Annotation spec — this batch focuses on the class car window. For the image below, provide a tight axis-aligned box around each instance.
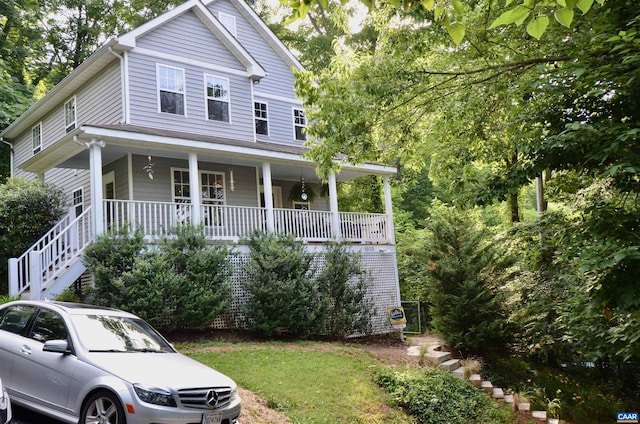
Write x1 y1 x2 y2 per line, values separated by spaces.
0 305 37 335
30 309 68 343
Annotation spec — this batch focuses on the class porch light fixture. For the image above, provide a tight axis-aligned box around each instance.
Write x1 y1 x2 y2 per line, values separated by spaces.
143 155 154 180
300 177 307 201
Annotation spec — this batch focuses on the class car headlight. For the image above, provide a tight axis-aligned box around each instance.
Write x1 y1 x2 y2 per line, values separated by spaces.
133 384 177 407
230 386 239 401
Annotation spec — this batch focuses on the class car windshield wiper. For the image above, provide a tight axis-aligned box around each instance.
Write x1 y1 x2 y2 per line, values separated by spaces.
127 347 167 353
89 348 128 353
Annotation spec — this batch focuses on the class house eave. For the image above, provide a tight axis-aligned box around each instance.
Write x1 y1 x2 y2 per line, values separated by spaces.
0 39 120 141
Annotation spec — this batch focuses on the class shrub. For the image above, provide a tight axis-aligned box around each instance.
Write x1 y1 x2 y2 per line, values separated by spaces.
373 366 512 424
316 242 375 337
0 177 65 293
424 204 513 355
84 226 233 331
240 231 323 338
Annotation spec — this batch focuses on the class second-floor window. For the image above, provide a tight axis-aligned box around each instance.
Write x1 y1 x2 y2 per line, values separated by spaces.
293 108 307 141
32 122 42 154
205 75 230 122
64 96 76 132
157 65 185 115
254 102 268 135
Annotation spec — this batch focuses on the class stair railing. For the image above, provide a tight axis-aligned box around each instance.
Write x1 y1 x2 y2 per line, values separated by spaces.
8 206 93 298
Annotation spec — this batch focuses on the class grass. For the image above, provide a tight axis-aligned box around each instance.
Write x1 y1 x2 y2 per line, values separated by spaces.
180 341 411 423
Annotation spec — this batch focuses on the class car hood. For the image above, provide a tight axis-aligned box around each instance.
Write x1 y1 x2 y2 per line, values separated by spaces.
85 352 235 389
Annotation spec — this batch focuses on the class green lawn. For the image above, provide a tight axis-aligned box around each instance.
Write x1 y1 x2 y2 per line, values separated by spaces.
180 341 412 424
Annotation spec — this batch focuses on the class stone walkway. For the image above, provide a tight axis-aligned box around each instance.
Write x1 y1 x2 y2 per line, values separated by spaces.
406 335 560 424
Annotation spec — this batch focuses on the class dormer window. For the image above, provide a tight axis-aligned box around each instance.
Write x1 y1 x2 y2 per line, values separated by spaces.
157 64 185 115
64 96 76 132
218 12 237 37
205 75 230 122
293 108 307 141
32 122 42 154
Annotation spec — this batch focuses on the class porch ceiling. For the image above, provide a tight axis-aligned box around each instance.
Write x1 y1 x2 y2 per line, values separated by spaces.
30 124 395 183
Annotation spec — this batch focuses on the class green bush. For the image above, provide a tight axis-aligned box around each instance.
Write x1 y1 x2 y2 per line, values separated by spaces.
316 242 375 337
0 177 65 293
84 226 233 331
240 232 322 338
424 204 513 355
373 366 512 424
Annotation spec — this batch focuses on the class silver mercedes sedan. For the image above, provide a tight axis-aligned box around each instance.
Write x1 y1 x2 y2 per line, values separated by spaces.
0 375 11 424
0 300 241 424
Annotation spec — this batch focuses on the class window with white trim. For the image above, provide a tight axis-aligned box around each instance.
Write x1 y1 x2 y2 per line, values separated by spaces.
293 108 307 141
64 96 76 132
218 12 237 37
32 122 42 154
254 102 268 136
205 75 230 122
72 188 83 216
157 65 185 115
171 169 226 226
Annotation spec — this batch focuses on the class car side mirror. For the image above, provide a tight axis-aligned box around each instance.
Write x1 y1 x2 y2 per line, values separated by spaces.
43 339 72 354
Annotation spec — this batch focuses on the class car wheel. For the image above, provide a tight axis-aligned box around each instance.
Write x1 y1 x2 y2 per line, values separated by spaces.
80 390 126 424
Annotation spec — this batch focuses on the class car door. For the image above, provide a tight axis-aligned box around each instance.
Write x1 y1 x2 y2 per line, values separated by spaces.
10 307 78 416
0 304 38 387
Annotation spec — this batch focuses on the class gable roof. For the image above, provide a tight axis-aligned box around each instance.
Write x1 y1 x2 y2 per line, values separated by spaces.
118 0 266 79
2 0 299 141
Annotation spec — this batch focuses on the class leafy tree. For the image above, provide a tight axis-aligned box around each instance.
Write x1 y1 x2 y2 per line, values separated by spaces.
0 177 65 293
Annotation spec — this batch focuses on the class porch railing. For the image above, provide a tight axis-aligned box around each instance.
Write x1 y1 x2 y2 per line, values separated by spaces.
103 199 392 244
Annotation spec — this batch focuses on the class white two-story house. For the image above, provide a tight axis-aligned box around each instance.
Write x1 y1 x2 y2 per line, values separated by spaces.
1 0 400 333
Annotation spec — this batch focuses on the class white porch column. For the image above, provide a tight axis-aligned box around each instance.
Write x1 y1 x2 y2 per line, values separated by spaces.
328 172 341 239
382 176 395 244
262 162 274 232
188 153 201 225
88 140 105 236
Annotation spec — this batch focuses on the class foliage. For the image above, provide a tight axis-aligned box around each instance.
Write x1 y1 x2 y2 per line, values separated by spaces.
315 242 375 337
0 177 65 294
423 204 513 355
372 366 512 423
84 226 233 331
240 231 322 338
186 343 411 423
283 0 606 44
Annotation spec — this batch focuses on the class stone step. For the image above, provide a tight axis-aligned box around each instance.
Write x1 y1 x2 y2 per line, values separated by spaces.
531 410 547 421
503 394 514 403
426 350 452 364
469 374 482 387
439 358 461 371
480 380 493 395
517 402 531 412
451 366 467 379
492 387 504 399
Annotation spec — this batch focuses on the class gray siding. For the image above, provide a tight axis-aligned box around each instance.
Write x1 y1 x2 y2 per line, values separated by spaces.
77 61 122 125
127 51 255 140
208 0 297 98
103 155 130 200
44 168 91 211
253 96 303 145
137 11 244 71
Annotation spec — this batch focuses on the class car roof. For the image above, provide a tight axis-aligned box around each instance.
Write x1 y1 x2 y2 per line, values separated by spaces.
1 300 137 317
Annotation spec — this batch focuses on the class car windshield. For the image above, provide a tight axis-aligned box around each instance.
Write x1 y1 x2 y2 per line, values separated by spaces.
70 314 175 353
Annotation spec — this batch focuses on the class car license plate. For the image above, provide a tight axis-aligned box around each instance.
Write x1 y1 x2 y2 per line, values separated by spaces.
202 412 222 424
